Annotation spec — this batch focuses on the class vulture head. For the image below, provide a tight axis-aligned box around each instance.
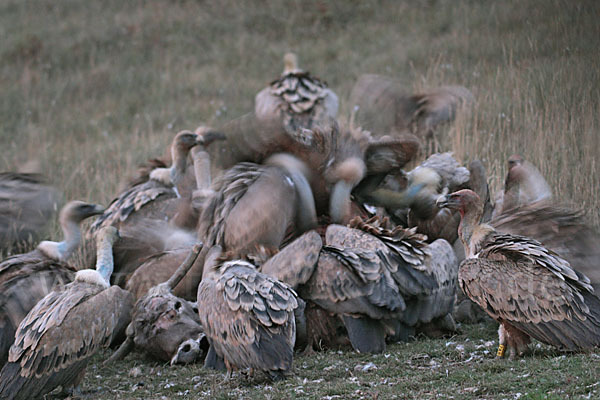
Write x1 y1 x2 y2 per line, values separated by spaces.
37 200 105 261
283 52 300 74
507 154 524 170
436 189 483 217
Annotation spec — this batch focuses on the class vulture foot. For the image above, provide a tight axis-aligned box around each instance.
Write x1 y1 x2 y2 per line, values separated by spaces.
498 324 531 359
342 315 386 353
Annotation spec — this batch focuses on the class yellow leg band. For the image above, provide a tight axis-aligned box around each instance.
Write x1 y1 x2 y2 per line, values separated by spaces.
497 344 506 357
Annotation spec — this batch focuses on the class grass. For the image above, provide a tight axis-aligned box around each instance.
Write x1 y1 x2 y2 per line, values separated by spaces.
82 322 600 399
1 0 599 398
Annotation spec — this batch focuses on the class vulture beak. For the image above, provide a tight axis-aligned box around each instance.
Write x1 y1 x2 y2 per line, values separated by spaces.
86 204 106 217
197 131 226 147
436 193 459 209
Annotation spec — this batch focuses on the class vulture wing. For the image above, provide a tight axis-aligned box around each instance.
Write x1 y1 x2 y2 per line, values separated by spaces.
491 204 600 292
0 283 133 399
460 256 600 350
0 250 74 368
198 263 297 373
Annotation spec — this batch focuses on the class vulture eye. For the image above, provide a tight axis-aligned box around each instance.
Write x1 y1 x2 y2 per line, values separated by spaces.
181 343 192 353
174 301 182 311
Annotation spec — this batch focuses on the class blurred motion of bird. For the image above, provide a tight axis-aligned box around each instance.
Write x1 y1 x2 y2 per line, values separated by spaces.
0 172 61 254
0 201 104 369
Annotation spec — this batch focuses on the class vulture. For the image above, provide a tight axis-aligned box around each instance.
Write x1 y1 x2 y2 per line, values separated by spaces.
299 216 458 353
197 246 299 380
490 155 600 292
109 245 206 366
214 117 370 224
255 52 339 135
438 189 600 358
121 142 219 300
492 154 552 217
0 172 61 254
348 74 473 149
0 200 104 368
0 227 133 399
88 129 222 287
198 153 317 261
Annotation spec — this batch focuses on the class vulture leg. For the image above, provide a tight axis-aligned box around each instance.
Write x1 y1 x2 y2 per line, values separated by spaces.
384 319 416 343
342 315 386 354
293 299 308 352
204 344 226 371
499 323 531 359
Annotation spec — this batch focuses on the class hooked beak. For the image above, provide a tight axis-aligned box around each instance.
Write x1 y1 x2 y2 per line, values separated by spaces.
436 193 458 209
88 204 106 216
196 131 226 147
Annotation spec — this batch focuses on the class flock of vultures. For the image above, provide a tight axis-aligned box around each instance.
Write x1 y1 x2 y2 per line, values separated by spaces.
1 53 600 399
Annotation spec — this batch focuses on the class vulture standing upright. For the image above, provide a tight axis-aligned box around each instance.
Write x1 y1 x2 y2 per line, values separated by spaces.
0 172 61 253
197 246 299 380
0 227 133 400
255 52 339 135
0 201 104 368
438 189 600 358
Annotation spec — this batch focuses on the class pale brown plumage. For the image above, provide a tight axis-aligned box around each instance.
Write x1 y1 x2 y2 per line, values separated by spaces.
349 74 473 143
0 227 133 400
493 155 552 217
491 200 600 293
299 216 457 352
438 189 600 358
199 154 317 257
88 130 222 286
197 251 298 380
0 172 61 253
109 246 205 365
0 201 104 369
255 52 339 135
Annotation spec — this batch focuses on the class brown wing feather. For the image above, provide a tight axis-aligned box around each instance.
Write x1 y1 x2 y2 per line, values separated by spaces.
197 263 297 373
9 283 132 377
460 257 600 350
260 230 322 288
478 232 591 292
1 283 132 398
89 179 177 234
300 245 405 320
491 204 600 291
0 249 74 368
199 164 296 253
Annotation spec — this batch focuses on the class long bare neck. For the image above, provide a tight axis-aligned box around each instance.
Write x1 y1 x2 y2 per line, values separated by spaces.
458 205 483 256
95 237 114 283
170 145 189 185
60 217 82 260
192 148 211 190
